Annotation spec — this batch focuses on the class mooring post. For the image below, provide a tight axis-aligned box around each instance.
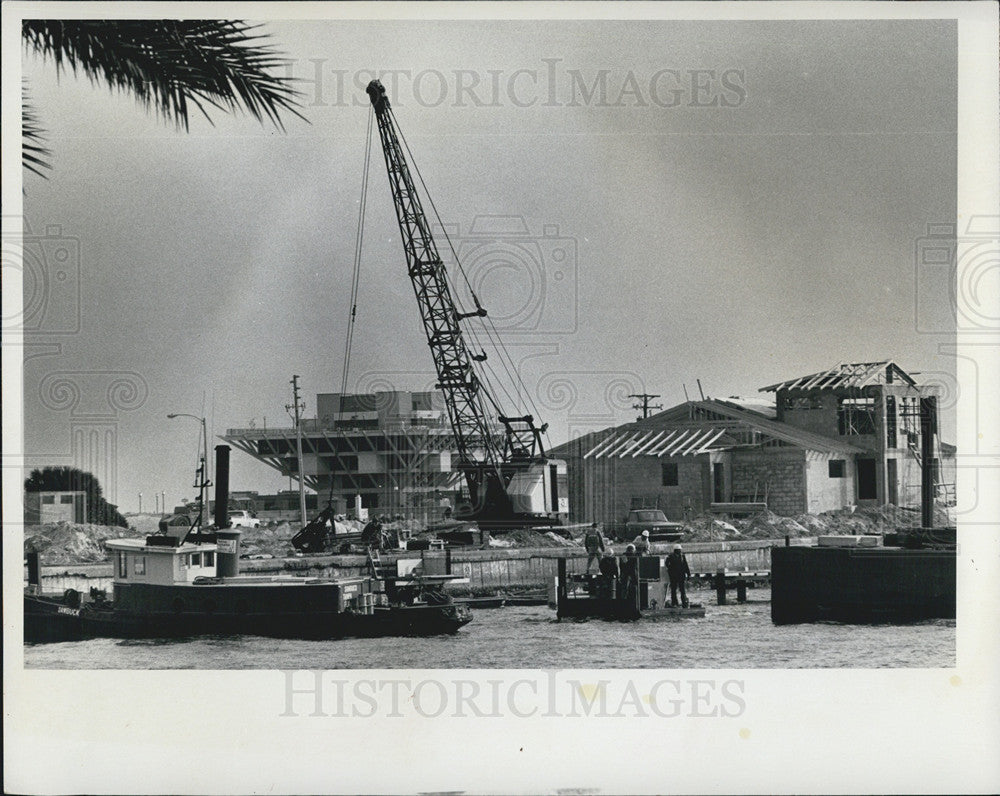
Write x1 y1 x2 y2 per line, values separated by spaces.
736 579 748 604
715 567 727 606
26 551 41 594
556 557 568 619
445 548 452 575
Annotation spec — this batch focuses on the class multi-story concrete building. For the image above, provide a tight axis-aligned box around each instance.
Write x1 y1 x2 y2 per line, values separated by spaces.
223 390 465 517
550 362 954 524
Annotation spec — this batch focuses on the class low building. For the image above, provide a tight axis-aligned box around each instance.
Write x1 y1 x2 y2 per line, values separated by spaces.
222 390 465 518
551 361 954 524
24 490 87 525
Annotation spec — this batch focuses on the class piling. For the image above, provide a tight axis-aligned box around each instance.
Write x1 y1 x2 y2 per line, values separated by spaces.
715 567 727 605
556 558 568 617
26 552 40 594
214 444 230 529
920 396 937 529
736 579 747 604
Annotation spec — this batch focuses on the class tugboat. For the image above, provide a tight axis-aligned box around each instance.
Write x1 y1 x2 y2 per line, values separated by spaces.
24 447 471 643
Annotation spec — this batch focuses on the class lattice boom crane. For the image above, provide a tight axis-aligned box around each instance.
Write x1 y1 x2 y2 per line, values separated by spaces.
365 79 568 527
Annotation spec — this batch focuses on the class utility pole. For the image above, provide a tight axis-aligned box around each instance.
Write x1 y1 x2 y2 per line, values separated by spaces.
628 393 663 421
287 375 308 529
138 492 142 513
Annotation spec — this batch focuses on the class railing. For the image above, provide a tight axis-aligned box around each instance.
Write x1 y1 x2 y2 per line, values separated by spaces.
225 421 475 438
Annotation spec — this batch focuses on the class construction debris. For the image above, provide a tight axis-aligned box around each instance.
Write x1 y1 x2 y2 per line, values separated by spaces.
24 504 955 564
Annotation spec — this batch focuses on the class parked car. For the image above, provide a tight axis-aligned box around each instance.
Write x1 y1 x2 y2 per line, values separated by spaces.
228 510 261 528
623 509 683 542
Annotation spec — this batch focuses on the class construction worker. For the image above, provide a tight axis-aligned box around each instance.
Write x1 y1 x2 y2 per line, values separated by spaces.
632 529 651 555
584 522 605 572
666 544 691 608
620 544 639 607
599 546 619 578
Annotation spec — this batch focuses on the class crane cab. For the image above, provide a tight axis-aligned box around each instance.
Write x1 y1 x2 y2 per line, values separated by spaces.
505 458 569 523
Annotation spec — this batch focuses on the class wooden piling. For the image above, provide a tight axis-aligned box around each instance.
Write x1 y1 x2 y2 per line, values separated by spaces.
715 567 727 606
556 558 568 619
736 579 747 603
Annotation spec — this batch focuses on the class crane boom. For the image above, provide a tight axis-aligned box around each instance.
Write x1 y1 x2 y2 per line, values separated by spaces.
366 79 567 526
366 80 500 469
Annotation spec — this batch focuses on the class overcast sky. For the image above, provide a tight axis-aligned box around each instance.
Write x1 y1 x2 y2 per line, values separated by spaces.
20 18 957 512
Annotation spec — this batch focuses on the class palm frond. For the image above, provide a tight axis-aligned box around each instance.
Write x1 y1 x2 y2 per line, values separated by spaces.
22 82 52 177
22 19 306 132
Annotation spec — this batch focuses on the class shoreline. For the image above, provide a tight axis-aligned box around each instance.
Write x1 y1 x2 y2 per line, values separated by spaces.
30 538 807 596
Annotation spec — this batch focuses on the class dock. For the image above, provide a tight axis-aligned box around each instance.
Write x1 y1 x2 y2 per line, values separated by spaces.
551 556 706 621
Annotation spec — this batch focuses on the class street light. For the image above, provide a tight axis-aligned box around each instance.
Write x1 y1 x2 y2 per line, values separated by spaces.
168 413 212 528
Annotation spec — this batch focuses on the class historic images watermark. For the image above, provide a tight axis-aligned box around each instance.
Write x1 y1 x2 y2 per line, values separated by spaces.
3 216 150 506
279 670 747 719
2 219 81 337
285 60 748 110
441 215 578 337
914 216 999 335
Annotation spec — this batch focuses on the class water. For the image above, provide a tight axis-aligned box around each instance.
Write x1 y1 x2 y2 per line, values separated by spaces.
24 589 954 669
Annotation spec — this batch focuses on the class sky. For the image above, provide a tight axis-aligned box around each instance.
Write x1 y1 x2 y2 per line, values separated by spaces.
17 17 958 512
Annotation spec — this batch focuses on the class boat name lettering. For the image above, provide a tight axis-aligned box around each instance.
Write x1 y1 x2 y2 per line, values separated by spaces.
57 606 80 616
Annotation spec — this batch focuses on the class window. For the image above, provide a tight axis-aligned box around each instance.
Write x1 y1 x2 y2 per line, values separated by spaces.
837 398 876 435
782 395 823 411
899 397 921 436
191 553 202 567
661 463 679 487
203 551 215 567
60 494 75 504
828 460 846 478
133 556 146 575
118 551 128 578
41 495 55 504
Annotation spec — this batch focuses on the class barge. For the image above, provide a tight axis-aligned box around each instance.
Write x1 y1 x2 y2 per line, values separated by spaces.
771 531 955 624
550 556 705 621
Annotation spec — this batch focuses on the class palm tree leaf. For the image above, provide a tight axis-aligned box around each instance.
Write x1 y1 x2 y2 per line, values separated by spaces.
22 19 306 133
22 82 51 176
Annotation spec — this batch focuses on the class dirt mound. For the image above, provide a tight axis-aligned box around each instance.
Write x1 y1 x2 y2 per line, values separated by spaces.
679 515 740 542
24 523 132 564
239 522 299 558
670 505 925 543
505 528 577 548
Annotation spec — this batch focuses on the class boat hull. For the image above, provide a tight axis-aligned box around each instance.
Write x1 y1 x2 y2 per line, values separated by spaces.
24 589 472 643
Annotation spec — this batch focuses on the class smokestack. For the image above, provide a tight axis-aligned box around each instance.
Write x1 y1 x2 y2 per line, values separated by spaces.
920 396 937 529
214 444 230 529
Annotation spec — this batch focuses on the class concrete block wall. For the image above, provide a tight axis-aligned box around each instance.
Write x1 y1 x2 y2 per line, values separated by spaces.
805 454 855 513
731 449 806 516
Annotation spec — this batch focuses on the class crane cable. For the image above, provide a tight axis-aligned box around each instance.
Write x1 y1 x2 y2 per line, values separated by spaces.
390 109 549 440
341 107 375 398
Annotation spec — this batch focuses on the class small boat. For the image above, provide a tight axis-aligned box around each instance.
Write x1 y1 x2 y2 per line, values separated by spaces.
454 596 506 609
502 593 549 607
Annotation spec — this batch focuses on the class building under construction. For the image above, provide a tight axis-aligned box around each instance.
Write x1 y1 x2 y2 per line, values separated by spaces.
223 390 465 518
550 361 955 525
